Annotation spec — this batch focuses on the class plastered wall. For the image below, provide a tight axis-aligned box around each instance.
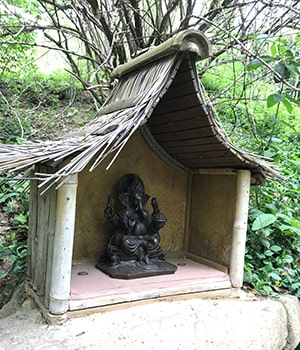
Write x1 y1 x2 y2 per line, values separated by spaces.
188 173 237 267
73 131 188 261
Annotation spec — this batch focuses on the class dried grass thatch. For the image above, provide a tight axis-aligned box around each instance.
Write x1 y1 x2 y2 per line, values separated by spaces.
0 29 281 193
0 55 180 192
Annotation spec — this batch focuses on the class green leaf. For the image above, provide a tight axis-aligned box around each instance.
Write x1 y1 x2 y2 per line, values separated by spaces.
267 93 284 108
279 224 300 235
269 272 281 281
0 249 12 257
252 213 277 231
264 250 273 256
247 56 275 71
14 214 28 224
286 95 300 106
279 119 297 132
0 192 19 204
286 60 300 68
284 50 294 58
276 37 288 45
270 42 277 56
283 255 294 264
282 99 293 113
270 245 281 252
274 62 290 82
261 239 270 248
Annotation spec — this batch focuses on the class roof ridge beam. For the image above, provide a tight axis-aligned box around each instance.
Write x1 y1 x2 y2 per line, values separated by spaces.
111 29 210 78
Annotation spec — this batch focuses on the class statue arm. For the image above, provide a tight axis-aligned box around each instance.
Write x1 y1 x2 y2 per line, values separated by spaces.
104 196 118 226
151 197 160 214
151 197 167 231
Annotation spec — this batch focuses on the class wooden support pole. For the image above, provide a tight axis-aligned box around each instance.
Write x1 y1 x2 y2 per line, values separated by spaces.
27 169 38 289
230 170 251 288
49 174 78 315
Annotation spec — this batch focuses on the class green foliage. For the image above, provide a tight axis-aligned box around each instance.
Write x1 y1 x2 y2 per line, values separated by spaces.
0 1 41 78
244 137 300 297
247 34 300 114
0 177 29 307
201 35 300 298
0 231 27 307
0 68 95 142
0 178 29 219
0 58 95 308
0 232 27 279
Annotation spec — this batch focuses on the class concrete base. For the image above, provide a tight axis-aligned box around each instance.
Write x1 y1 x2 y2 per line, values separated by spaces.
1 291 299 349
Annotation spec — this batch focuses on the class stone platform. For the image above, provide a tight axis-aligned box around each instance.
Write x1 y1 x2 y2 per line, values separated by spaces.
0 292 299 349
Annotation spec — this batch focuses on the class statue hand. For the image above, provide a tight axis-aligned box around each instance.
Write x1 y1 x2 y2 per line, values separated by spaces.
151 197 160 214
104 195 115 219
151 198 167 230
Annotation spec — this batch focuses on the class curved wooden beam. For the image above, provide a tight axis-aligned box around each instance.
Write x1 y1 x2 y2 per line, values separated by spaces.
111 29 210 78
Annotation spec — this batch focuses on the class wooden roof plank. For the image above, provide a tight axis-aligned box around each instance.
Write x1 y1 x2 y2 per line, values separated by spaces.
151 93 201 115
163 143 226 153
185 157 250 167
175 150 234 160
149 118 211 134
155 79 198 100
149 106 207 125
154 126 216 142
159 136 227 148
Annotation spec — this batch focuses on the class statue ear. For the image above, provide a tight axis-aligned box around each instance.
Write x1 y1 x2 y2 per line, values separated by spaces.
119 193 130 207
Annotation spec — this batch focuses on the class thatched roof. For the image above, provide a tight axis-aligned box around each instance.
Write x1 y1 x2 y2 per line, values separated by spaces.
0 29 280 192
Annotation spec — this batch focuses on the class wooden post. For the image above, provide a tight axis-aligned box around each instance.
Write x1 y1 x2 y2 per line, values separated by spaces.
230 170 251 288
27 169 38 289
49 174 78 315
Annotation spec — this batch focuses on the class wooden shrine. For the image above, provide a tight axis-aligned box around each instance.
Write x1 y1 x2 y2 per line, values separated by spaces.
0 29 280 320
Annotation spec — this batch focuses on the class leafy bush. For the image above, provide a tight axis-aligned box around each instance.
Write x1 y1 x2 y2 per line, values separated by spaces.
201 43 300 297
0 0 41 80
0 177 29 307
244 137 300 296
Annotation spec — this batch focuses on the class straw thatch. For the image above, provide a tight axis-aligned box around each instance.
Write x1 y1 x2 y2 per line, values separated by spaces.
0 29 281 193
0 54 181 192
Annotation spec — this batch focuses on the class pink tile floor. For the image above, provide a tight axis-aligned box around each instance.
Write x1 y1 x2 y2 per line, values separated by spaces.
69 257 231 310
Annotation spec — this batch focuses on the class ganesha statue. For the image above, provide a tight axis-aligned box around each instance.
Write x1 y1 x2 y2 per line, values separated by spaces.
96 173 177 279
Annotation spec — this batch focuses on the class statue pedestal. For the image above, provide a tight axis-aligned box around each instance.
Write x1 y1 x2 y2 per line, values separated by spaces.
96 260 177 279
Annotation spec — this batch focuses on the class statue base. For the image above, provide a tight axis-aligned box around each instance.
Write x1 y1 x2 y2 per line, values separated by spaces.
96 260 177 279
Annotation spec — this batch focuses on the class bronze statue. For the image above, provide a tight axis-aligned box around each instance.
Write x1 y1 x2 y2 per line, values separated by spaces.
96 173 177 279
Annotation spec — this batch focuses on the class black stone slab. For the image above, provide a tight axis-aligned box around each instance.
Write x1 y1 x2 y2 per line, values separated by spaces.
96 260 178 279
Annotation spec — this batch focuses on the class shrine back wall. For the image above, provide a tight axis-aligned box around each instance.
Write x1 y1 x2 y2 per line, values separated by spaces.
188 173 237 268
73 131 189 261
